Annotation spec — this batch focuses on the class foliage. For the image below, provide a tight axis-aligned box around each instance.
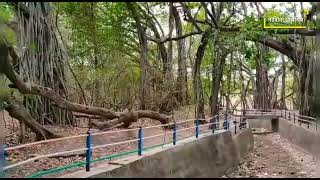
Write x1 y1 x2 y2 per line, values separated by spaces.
0 2 13 22
0 3 16 46
0 2 310 117
239 15 266 41
56 2 141 107
0 76 23 110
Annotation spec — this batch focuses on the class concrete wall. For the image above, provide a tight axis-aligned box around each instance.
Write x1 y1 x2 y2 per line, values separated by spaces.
247 116 320 159
278 118 320 159
247 117 273 132
234 129 254 158
0 112 4 145
63 129 254 178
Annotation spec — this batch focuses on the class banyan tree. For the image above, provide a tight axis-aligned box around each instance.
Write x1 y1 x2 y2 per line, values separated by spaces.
9 2 74 126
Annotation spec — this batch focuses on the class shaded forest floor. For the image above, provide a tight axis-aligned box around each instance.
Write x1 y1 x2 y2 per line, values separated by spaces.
1 105 213 177
223 133 320 178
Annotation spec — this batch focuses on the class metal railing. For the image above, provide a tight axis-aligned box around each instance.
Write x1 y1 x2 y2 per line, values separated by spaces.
1 113 245 178
281 110 318 131
225 108 318 132
6 107 318 178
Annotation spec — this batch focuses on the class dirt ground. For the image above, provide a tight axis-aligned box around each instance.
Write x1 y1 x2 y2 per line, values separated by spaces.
223 133 320 178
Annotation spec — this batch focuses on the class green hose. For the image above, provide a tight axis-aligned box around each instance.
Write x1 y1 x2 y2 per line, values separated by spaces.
26 141 172 178
26 161 86 178
25 131 215 178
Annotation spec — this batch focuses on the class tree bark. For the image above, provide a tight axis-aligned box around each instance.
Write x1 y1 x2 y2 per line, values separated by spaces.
0 41 170 129
173 5 188 105
211 47 228 116
168 2 174 71
239 62 247 114
140 4 170 75
90 2 100 107
270 69 282 109
126 3 148 110
254 44 271 111
311 15 320 117
193 30 211 119
226 51 232 112
19 121 26 143
280 54 286 109
4 96 60 140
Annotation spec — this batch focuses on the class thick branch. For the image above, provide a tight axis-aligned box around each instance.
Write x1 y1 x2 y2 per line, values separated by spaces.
259 38 301 66
147 31 203 43
0 42 170 128
4 96 60 140
74 113 104 120
201 2 218 28
267 29 319 36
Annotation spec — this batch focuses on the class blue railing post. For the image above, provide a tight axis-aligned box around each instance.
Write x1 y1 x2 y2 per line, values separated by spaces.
285 111 287 119
195 119 199 138
0 145 6 178
173 121 176 145
224 112 229 130
216 115 220 129
138 127 142 156
85 130 92 172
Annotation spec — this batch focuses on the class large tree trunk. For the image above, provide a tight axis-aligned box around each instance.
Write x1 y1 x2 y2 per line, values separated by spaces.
302 58 313 115
126 3 148 110
292 70 300 109
193 30 211 119
173 5 188 106
270 69 282 109
311 17 320 117
280 54 286 109
211 47 228 116
239 65 247 114
141 3 175 112
294 35 313 116
138 27 148 110
254 44 271 110
90 2 101 107
226 51 232 112
159 3 175 113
